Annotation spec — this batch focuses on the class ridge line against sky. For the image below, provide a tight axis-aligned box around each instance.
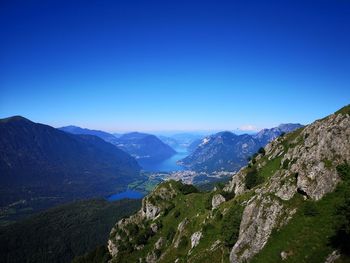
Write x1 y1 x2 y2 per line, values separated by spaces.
1 0 349 131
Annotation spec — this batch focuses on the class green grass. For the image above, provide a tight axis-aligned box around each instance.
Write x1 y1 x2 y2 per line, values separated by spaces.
251 181 350 263
335 104 350 115
259 156 282 180
127 178 162 193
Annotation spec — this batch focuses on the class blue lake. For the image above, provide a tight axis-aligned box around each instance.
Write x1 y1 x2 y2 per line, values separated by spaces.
107 190 145 201
140 148 189 172
107 148 189 201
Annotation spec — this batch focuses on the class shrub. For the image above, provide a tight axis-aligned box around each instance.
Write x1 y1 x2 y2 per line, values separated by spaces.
336 163 350 181
178 236 189 249
258 147 266 155
205 193 214 210
329 162 350 254
245 167 264 189
215 182 226 190
330 195 350 255
221 190 235 201
324 159 332 169
166 227 176 241
282 159 290 169
154 249 162 258
303 201 319 217
221 206 243 246
126 223 139 236
215 211 223 220
174 210 181 218
177 183 199 195
163 202 175 216
156 220 163 229
203 223 214 234
251 153 258 164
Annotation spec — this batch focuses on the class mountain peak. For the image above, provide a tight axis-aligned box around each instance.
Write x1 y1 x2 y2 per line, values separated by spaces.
0 115 32 123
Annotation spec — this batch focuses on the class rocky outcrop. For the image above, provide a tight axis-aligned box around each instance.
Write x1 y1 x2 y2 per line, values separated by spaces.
212 194 225 209
174 218 189 248
229 112 350 263
108 182 179 258
324 250 340 263
190 231 202 249
146 251 157 263
286 113 350 200
223 167 248 195
142 202 160 220
155 237 165 250
230 196 285 263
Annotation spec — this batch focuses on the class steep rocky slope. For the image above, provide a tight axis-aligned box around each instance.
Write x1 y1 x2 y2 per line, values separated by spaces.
107 106 350 263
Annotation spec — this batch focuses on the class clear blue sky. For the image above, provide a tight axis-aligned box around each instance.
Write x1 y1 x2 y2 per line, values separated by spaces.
1 0 349 132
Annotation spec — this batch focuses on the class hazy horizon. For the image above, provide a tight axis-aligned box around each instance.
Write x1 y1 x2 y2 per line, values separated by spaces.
0 113 309 135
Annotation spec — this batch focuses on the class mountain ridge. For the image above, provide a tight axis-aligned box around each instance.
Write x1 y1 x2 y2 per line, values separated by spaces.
60 127 177 167
0 116 141 216
178 123 303 172
116 132 177 166
59 125 120 145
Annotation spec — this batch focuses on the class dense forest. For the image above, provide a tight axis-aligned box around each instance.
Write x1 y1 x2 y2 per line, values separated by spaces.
0 198 141 263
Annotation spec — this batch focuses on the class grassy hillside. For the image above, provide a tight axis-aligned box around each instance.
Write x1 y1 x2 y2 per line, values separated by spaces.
109 180 249 263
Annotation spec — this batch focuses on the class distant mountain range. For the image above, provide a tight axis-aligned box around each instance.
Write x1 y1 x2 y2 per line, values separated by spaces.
158 133 204 151
60 127 176 167
178 123 303 172
59 125 120 145
116 132 176 166
0 116 141 212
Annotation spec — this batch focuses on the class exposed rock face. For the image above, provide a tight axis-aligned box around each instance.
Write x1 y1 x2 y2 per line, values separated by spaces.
212 194 225 209
155 237 165 250
107 239 118 257
174 218 189 248
229 112 350 263
146 251 157 263
224 166 249 195
190 231 202 249
150 223 159 233
280 251 293 260
230 196 285 263
324 250 340 263
142 202 160 220
286 113 350 200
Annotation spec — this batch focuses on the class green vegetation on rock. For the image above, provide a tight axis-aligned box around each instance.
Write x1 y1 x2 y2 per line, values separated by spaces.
250 163 350 263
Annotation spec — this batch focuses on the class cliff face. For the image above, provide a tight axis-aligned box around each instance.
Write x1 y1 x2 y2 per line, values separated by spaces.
107 106 350 263
228 110 350 262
